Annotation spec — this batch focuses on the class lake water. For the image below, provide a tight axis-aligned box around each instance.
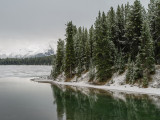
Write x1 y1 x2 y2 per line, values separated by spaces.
0 65 160 120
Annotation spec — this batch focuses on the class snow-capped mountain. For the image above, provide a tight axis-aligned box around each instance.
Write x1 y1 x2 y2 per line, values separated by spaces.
0 43 55 59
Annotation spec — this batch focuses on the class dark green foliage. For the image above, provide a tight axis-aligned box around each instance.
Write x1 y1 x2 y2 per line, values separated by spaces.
115 5 125 51
148 0 160 63
126 20 155 86
126 57 133 83
84 29 90 71
89 59 95 81
94 12 115 82
88 25 94 59
73 27 89 75
141 20 155 74
134 53 143 80
51 39 65 79
65 21 76 78
125 0 143 60
143 70 149 87
0 56 54 65
107 7 117 48
51 0 158 85
114 50 125 74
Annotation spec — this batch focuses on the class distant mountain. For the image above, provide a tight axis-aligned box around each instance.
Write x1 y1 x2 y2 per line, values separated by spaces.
0 44 54 59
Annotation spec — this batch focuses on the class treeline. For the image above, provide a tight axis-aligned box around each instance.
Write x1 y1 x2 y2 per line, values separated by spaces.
0 55 54 65
51 0 160 87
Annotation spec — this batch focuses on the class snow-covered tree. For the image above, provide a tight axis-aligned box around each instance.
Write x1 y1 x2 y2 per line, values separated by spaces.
65 21 76 78
84 28 90 71
89 59 95 81
88 25 94 60
51 39 64 79
125 0 143 60
141 20 155 74
114 50 125 74
134 53 143 80
148 0 160 63
126 57 131 83
115 5 125 51
94 11 115 82
107 7 117 48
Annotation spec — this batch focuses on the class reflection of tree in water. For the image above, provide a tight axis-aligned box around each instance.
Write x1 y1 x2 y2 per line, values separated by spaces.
51 84 160 120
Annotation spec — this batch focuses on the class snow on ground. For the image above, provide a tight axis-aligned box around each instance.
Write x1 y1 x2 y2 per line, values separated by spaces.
34 66 160 96
150 65 160 88
56 72 66 82
108 71 126 86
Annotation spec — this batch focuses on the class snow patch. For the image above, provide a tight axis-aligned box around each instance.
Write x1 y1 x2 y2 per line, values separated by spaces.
150 65 160 88
35 66 160 96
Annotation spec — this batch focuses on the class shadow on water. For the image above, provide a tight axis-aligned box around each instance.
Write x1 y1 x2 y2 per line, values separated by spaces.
51 84 160 120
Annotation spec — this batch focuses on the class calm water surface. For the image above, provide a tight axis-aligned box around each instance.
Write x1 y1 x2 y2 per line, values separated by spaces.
0 65 160 120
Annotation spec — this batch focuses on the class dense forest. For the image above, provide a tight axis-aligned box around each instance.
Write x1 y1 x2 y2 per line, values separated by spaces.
51 0 160 87
0 55 54 65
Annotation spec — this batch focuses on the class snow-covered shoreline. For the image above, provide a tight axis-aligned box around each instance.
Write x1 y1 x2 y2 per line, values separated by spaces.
33 66 160 96
33 79 160 97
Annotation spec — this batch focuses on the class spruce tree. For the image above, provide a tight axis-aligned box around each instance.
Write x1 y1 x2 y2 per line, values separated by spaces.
51 39 64 79
125 0 143 60
126 57 131 83
94 11 115 82
89 59 95 81
124 2 130 24
148 0 160 63
55 39 65 75
117 51 125 74
116 5 125 51
84 28 90 71
51 56 58 80
65 21 76 78
141 20 155 74
134 53 143 80
107 7 117 48
89 25 94 59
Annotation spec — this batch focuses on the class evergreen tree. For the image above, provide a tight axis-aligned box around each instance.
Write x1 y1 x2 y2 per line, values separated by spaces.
73 26 84 70
79 27 87 72
116 5 125 51
141 20 155 74
65 21 76 78
124 2 130 24
134 53 143 80
148 0 160 63
115 50 125 74
125 0 143 60
88 25 94 59
55 39 65 77
84 28 90 71
94 11 115 82
143 69 149 87
51 56 58 80
89 59 95 81
126 57 131 82
50 0 158 86
130 62 136 84
51 39 65 80
107 7 117 48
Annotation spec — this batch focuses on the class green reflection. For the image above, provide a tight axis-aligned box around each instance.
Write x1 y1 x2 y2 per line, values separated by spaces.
51 84 160 120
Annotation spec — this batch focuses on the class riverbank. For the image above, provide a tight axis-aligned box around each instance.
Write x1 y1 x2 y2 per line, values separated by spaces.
33 65 160 96
33 77 160 97
34 80 160 96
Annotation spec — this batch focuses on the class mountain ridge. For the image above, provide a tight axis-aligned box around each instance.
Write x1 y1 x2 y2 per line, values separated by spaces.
0 44 55 59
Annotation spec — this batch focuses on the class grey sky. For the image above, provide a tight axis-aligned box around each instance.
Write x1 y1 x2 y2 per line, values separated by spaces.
0 0 150 53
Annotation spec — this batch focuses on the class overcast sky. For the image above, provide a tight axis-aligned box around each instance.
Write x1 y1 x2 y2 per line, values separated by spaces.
0 0 150 53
